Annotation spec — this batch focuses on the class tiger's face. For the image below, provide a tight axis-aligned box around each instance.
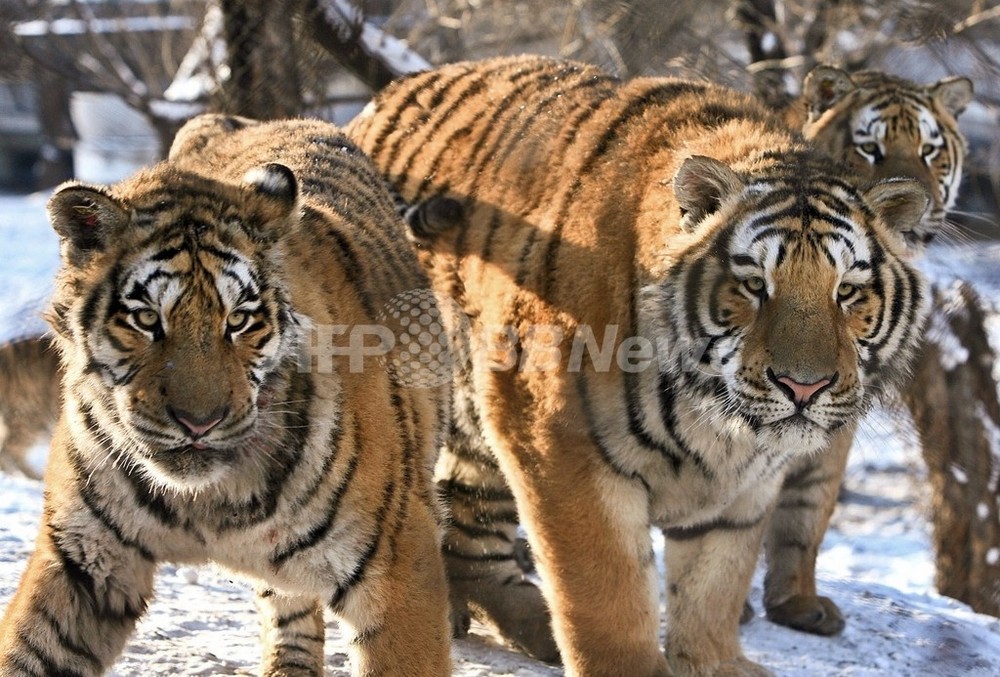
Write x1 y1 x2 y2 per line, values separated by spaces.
47 164 301 490
659 155 928 453
801 66 973 248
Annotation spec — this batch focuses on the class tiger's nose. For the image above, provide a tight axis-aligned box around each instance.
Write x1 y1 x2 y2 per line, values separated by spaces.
167 405 228 439
767 370 837 407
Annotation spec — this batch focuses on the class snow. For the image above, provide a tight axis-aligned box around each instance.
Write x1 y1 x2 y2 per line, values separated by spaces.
319 0 431 75
14 16 195 38
3 192 1000 674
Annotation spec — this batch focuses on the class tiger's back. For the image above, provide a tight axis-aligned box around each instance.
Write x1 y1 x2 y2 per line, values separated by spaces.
0 116 451 676
348 55 930 676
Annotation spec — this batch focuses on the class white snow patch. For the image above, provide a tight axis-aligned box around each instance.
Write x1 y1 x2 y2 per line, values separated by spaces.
951 463 970 484
925 298 969 371
988 548 1000 567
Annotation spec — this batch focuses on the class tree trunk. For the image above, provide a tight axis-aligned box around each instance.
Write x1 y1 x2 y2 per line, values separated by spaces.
904 281 1000 616
34 71 74 188
731 0 792 108
217 0 303 119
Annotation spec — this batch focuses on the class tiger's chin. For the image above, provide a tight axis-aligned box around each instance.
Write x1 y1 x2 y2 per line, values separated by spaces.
756 413 847 456
132 442 243 492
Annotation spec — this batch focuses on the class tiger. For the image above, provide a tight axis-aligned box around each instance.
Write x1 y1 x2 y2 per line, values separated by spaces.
346 55 930 676
752 64 974 637
796 65 973 250
0 335 60 480
0 114 452 676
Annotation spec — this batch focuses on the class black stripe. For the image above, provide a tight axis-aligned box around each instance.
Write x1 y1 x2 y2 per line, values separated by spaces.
39 608 102 671
444 550 516 563
439 478 513 502
290 408 350 513
663 514 765 541
449 520 513 541
576 371 652 488
16 628 85 677
118 464 183 530
65 448 156 561
275 608 315 628
320 219 376 320
656 372 715 479
269 450 359 569
215 369 313 530
350 623 386 646
536 81 711 294
329 478 397 612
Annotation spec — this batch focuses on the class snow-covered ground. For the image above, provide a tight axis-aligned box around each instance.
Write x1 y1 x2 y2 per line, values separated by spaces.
2 191 1000 675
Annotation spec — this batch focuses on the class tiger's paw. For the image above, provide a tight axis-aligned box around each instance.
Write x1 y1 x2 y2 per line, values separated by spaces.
766 594 845 636
452 577 560 663
668 655 774 677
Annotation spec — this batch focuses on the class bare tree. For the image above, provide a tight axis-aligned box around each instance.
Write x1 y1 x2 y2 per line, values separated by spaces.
905 282 1000 617
6 0 207 157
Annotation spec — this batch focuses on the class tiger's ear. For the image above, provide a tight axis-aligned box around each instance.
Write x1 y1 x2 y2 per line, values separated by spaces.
863 178 930 241
931 76 973 117
242 163 299 240
673 156 744 231
801 65 855 121
47 183 130 265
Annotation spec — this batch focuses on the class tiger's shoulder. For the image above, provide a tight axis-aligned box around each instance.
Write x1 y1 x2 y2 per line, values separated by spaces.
793 65 973 248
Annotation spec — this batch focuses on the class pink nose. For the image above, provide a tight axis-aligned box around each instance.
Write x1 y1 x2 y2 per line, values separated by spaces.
768 371 837 407
168 405 227 438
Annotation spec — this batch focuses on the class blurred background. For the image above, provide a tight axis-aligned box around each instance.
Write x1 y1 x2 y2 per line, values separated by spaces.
0 0 998 233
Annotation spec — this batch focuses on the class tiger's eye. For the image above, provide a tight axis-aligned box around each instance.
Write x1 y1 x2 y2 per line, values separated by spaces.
227 310 249 332
858 142 880 155
921 143 937 157
743 276 766 295
837 282 858 301
133 309 159 330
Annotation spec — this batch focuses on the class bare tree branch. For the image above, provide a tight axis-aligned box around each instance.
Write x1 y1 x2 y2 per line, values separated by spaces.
306 0 430 91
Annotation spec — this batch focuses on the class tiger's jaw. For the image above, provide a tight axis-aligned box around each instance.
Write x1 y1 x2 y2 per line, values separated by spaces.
95 378 275 492
754 411 849 456
119 406 261 492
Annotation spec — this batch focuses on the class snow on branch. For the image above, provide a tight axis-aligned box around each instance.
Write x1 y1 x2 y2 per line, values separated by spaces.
308 0 430 90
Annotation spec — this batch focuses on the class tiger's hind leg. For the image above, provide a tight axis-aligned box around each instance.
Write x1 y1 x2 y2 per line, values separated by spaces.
437 420 559 663
761 422 855 636
255 591 325 676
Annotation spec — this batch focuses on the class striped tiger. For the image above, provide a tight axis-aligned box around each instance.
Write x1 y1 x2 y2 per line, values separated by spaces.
0 335 60 480
754 65 974 638
798 65 973 250
0 114 452 676
347 55 930 676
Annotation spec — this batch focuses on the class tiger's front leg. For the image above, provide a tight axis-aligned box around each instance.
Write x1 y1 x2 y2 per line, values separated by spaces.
761 423 855 636
663 514 772 677
255 591 325 676
493 433 669 675
333 496 452 677
0 478 158 675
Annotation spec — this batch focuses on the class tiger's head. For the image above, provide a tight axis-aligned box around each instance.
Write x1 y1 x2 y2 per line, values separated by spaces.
653 154 929 453
47 163 303 490
800 65 973 250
